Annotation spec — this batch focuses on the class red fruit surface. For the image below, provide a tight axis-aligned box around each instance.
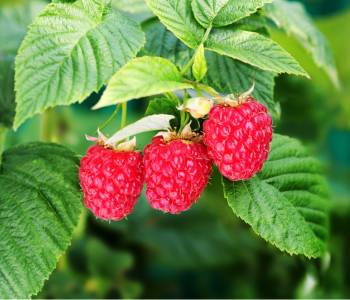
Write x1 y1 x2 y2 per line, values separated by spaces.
203 98 272 181
79 145 144 221
143 136 212 214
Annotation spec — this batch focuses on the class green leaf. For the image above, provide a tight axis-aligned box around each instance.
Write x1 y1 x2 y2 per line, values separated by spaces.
86 238 133 278
112 0 153 22
142 18 193 69
0 142 82 298
94 56 192 109
145 97 179 117
133 210 240 268
265 0 339 88
14 0 145 129
206 28 308 76
191 0 272 28
233 13 269 34
192 44 208 81
145 0 204 48
0 58 16 128
0 0 45 128
145 97 180 128
222 134 329 258
205 51 277 117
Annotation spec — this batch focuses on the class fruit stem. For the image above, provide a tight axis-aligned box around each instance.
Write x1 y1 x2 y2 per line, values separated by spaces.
0 126 8 163
121 102 127 129
179 111 190 133
98 104 121 131
180 25 212 77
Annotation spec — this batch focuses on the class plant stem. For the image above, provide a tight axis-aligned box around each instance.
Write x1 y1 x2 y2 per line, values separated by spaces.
98 104 120 131
165 92 180 106
121 102 127 129
180 25 212 76
0 127 8 163
41 109 53 142
196 83 221 97
181 56 196 77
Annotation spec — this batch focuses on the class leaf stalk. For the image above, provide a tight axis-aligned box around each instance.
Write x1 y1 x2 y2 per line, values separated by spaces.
180 25 212 76
121 102 127 129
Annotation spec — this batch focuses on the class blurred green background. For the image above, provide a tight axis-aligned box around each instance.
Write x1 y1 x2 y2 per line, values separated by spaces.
1 0 350 298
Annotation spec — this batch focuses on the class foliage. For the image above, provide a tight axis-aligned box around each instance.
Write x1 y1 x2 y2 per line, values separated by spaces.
14 0 145 129
0 143 82 298
0 0 45 127
0 0 342 298
265 0 340 87
223 134 329 258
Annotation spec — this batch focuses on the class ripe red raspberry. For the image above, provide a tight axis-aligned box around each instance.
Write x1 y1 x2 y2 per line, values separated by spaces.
203 98 272 181
143 136 212 214
79 145 144 221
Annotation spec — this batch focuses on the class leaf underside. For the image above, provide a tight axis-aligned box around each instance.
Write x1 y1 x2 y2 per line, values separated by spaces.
94 56 192 109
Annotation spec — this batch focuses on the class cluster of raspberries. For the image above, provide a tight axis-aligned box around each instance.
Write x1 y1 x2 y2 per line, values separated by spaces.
79 98 272 221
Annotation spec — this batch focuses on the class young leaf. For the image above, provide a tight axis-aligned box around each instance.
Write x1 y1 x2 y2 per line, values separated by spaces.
191 0 272 28
145 0 204 48
142 18 194 68
222 134 329 258
94 57 192 109
205 51 277 117
206 28 309 76
106 114 175 145
14 0 145 129
192 44 208 81
265 0 339 88
0 143 83 298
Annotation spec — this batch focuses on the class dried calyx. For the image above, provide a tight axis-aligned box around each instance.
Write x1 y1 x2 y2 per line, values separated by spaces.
179 83 255 117
215 83 255 107
157 123 202 143
85 130 137 152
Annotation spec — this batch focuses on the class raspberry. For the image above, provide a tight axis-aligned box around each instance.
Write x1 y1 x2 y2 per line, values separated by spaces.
79 145 144 221
143 136 212 214
203 98 272 181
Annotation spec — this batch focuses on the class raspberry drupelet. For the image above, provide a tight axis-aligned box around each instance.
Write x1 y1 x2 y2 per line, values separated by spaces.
203 97 272 181
143 136 212 214
79 145 144 221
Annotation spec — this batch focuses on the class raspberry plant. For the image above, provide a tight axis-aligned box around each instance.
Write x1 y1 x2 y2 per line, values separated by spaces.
0 0 339 298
